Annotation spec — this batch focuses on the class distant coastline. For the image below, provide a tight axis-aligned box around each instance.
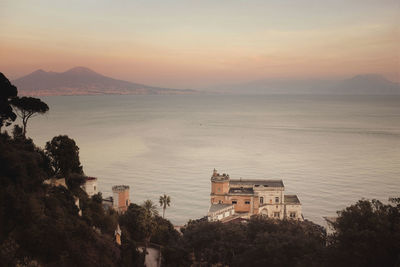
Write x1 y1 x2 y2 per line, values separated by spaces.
13 67 400 96
13 66 200 97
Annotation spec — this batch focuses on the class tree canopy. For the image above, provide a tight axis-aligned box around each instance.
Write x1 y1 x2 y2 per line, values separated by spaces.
0 73 18 130
0 133 120 266
182 217 327 267
10 96 49 137
327 198 400 267
45 135 84 178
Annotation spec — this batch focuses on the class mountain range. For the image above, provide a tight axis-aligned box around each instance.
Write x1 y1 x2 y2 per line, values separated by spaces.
13 67 197 96
212 74 400 95
12 67 400 96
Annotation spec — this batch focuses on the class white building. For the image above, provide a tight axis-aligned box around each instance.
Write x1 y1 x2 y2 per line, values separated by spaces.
208 203 235 222
258 194 302 220
81 177 98 197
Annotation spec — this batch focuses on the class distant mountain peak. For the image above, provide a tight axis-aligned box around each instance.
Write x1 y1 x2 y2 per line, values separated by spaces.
12 66 197 96
63 66 98 75
31 69 47 74
212 73 400 95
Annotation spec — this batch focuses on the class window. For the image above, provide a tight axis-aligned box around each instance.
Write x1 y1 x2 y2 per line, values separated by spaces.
260 197 264 204
218 200 222 204
245 200 250 205
274 212 280 218
232 200 237 204
218 188 220 192
275 197 279 203
126 199 129 206
290 212 296 218
94 186 97 191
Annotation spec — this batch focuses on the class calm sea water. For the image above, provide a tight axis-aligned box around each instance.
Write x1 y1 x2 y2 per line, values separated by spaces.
27 95 400 225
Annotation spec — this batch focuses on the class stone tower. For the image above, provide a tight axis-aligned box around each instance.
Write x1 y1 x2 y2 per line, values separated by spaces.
210 169 230 204
112 185 130 213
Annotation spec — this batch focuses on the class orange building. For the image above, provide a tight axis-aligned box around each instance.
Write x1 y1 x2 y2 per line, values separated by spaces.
210 169 302 220
112 185 130 213
115 224 122 245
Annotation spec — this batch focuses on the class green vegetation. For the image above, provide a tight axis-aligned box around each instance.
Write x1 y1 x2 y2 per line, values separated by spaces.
180 217 326 266
327 198 400 267
0 72 399 266
0 132 120 266
45 135 84 178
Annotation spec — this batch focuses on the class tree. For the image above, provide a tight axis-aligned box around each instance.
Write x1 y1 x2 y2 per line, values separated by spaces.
181 217 327 266
159 194 171 218
45 135 83 178
118 204 147 266
141 200 159 260
328 198 400 267
0 73 18 131
0 133 120 266
142 200 159 217
10 96 49 138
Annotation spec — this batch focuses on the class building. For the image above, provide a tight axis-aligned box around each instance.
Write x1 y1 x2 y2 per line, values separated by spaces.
207 203 235 222
112 185 130 213
209 169 303 220
81 176 98 197
115 224 122 245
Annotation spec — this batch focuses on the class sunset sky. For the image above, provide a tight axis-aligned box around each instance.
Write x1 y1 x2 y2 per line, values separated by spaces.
1 0 399 88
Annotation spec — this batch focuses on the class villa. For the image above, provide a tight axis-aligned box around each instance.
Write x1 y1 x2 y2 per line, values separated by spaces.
208 169 303 221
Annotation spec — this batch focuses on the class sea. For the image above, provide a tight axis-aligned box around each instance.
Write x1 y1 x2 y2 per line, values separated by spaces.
26 94 400 225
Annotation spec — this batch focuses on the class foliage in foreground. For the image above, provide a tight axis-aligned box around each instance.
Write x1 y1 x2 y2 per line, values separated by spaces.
0 134 120 266
328 198 400 267
181 217 326 267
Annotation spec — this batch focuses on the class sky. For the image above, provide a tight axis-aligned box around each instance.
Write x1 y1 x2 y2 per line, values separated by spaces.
0 0 399 89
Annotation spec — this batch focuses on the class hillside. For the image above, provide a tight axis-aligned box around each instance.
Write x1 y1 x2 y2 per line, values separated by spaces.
13 67 197 96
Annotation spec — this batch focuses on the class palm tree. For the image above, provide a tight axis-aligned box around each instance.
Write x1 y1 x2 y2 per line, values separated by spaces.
159 194 171 218
142 199 159 217
141 199 158 258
